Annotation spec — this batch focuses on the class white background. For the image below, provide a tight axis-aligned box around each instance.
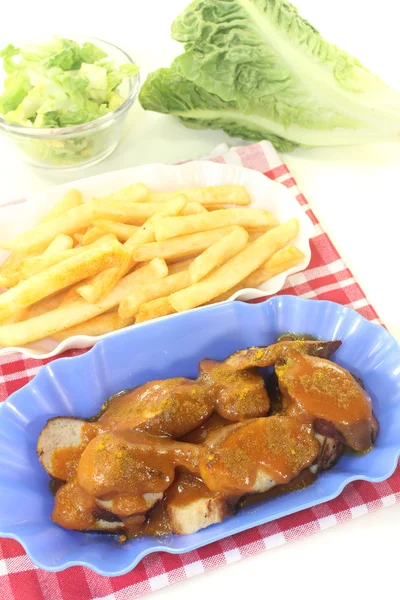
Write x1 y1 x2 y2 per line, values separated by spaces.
1 1 400 598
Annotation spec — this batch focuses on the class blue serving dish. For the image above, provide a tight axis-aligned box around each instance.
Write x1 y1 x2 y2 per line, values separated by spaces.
0 296 399 576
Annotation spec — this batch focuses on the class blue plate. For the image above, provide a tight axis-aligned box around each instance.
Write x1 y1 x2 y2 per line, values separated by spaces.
0 296 399 576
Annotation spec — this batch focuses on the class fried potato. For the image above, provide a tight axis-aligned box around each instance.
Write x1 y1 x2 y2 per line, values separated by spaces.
2 202 94 253
205 204 228 211
93 220 140 242
167 258 195 274
0 250 29 287
77 250 132 304
52 312 131 341
248 231 265 242
82 197 188 302
0 274 17 288
39 190 82 224
92 202 173 225
169 219 299 312
124 196 187 254
0 258 168 346
119 270 191 319
181 202 207 215
189 226 248 283
133 226 237 263
211 246 305 303
0 178 306 345
59 285 82 306
81 227 107 246
95 183 149 203
74 232 84 244
244 246 305 287
14 234 116 279
24 291 68 318
150 186 251 206
43 234 74 254
154 209 278 241
15 249 83 280
0 239 125 322
135 297 176 324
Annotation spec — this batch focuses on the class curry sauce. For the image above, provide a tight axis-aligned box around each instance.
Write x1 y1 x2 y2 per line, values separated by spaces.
41 339 378 539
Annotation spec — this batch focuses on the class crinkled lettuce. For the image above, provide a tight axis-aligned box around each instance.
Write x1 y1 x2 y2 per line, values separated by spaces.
0 37 139 129
139 0 400 149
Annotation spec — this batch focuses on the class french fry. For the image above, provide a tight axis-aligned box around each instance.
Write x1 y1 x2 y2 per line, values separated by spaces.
77 249 132 304
244 246 305 287
81 227 107 246
59 285 82 306
0 244 49 287
167 258 195 274
205 204 228 211
25 291 67 318
119 270 191 319
133 226 237 263
92 202 172 225
135 297 176 323
81 197 187 303
0 239 126 322
150 186 251 206
0 274 17 288
0 250 28 287
0 259 168 346
93 220 140 242
124 196 187 254
248 231 266 242
52 311 131 341
169 219 299 312
211 246 306 303
154 209 278 242
15 234 116 279
181 202 207 215
43 234 74 254
0 242 64 285
189 227 249 283
2 202 94 253
3 309 28 324
95 183 149 203
39 189 82 224
74 232 84 244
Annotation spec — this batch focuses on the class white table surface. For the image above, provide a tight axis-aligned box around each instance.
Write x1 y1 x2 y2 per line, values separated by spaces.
1 1 400 598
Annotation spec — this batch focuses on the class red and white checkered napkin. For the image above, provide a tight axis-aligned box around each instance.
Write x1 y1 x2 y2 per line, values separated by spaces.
1 141 399 600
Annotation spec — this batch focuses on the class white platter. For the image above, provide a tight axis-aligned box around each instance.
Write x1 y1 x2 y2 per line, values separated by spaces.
0 160 313 358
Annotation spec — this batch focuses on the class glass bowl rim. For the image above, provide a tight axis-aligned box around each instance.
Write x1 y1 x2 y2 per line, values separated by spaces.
0 35 140 138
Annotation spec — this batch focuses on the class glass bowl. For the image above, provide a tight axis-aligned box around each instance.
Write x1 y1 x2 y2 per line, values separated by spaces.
0 36 140 169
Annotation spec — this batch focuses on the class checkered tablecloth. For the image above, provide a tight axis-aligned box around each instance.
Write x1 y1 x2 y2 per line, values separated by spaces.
1 141 399 600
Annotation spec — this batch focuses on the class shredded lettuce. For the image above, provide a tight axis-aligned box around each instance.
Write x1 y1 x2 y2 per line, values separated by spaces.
0 37 139 129
139 0 400 150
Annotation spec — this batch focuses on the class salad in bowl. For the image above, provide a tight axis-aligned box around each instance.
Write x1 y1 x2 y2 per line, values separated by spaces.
0 36 139 168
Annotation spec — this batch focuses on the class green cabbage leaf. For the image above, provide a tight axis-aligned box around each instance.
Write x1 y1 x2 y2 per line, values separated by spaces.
140 0 400 149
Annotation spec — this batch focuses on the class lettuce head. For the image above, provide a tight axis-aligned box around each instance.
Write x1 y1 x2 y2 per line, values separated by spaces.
139 0 400 149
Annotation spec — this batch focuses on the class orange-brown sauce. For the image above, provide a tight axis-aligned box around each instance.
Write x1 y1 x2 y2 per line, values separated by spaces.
98 378 214 438
199 417 319 494
51 423 100 481
198 359 270 420
276 353 373 451
240 468 316 507
52 479 96 531
167 469 216 506
180 413 231 443
47 337 377 538
77 431 194 498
